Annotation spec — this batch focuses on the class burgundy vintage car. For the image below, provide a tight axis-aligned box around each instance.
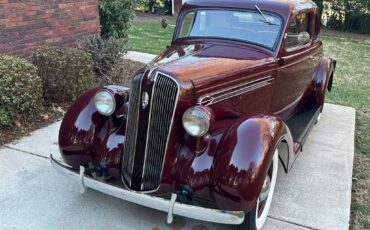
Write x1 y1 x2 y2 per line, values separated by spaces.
51 0 336 229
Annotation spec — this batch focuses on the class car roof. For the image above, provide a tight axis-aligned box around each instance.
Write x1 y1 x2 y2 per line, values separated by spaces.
182 0 317 20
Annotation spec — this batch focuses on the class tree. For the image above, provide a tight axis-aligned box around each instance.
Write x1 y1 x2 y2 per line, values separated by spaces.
99 0 133 39
313 0 324 16
322 0 370 33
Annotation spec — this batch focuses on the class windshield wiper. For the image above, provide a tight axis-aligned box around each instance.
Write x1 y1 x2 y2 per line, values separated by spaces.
254 4 279 26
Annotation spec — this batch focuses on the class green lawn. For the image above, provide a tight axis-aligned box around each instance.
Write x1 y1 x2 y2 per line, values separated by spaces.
321 35 370 229
128 20 175 54
128 20 370 229
323 35 370 152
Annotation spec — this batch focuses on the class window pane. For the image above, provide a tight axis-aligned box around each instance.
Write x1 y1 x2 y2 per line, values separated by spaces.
177 10 283 49
286 13 310 48
179 12 195 37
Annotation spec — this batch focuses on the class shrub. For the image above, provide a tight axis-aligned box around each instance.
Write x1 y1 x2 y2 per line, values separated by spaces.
0 108 11 126
148 0 172 14
78 36 128 84
106 59 130 86
99 0 133 39
0 55 43 121
32 48 96 102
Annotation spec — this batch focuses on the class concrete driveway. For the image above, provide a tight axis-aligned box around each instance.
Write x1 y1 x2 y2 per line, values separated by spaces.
0 103 355 230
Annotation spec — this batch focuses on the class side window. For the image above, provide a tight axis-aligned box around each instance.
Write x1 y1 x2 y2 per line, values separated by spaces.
179 12 195 37
285 13 311 49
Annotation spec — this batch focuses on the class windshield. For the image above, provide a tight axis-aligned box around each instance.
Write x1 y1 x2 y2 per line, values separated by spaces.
177 9 283 50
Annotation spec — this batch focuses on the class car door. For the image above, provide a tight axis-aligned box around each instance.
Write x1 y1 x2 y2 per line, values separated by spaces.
273 11 316 120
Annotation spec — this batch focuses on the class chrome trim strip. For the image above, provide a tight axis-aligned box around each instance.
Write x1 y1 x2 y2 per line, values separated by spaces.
195 69 274 94
51 155 244 225
140 73 158 189
198 76 273 106
140 72 180 192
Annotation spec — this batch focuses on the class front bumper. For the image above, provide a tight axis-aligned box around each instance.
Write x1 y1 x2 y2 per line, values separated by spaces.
50 155 244 225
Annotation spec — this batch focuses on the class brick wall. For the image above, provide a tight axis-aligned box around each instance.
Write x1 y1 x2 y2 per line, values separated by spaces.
0 0 100 58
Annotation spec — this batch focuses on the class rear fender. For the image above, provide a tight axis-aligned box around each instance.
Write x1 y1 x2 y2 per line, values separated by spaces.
312 57 336 107
211 115 293 213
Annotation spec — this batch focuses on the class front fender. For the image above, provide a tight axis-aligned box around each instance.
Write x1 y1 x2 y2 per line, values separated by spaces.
211 115 292 213
58 86 127 178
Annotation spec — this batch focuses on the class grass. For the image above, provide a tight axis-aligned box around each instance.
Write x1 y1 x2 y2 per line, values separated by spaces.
322 34 370 151
321 33 370 230
128 19 370 229
128 18 176 54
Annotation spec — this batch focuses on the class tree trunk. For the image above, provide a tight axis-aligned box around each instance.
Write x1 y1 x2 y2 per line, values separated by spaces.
344 0 351 31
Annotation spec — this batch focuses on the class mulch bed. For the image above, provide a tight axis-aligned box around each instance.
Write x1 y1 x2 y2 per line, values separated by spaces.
0 104 66 147
112 59 145 86
0 59 146 147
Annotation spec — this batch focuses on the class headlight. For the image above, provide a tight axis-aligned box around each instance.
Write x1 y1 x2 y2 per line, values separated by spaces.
94 90 116 116
182 106 211 137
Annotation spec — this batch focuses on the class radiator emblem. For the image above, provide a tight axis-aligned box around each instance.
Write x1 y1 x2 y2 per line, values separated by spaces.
141 91 149 109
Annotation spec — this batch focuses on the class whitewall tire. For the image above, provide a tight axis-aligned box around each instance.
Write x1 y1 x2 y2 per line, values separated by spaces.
239 149 278 230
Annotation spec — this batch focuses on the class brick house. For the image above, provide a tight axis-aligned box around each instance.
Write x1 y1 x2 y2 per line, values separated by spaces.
0 0 100 58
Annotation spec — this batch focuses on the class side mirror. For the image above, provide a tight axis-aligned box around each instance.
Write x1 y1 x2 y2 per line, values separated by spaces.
161 18 168 29
298 32 310 45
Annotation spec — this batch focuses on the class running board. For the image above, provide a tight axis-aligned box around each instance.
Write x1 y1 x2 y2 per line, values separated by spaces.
287 104 321 150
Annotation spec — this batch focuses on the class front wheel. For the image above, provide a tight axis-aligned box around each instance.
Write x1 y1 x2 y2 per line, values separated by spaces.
239 149 278 230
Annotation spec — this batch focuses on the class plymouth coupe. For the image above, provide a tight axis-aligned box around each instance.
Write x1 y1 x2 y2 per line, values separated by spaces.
51 0 336 229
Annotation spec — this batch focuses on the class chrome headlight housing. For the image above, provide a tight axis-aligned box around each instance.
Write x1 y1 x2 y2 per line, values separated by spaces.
182 106 212 137
94 90 116 116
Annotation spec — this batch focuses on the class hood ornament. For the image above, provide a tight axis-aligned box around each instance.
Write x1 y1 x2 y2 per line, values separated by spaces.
141 91 149 110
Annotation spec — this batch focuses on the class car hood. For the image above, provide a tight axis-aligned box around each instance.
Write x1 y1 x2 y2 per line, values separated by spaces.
148 42 276 96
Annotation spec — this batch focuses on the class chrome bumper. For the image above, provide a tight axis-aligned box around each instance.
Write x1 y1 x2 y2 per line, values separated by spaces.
50 155 244 225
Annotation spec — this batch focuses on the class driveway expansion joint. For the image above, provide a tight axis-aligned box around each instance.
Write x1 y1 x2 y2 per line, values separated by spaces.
268 215 315 229
3 145 49 160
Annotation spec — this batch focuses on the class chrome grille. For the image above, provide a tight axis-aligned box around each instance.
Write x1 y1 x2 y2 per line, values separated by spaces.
122 74 143 187
141 74 179 191
122 73 179 191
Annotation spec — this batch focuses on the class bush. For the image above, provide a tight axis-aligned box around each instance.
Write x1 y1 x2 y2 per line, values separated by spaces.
32 48 96 102
0 108 11 126
78 36 128 84
0 55 43 122
148 0 172 14
99 0 133 39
